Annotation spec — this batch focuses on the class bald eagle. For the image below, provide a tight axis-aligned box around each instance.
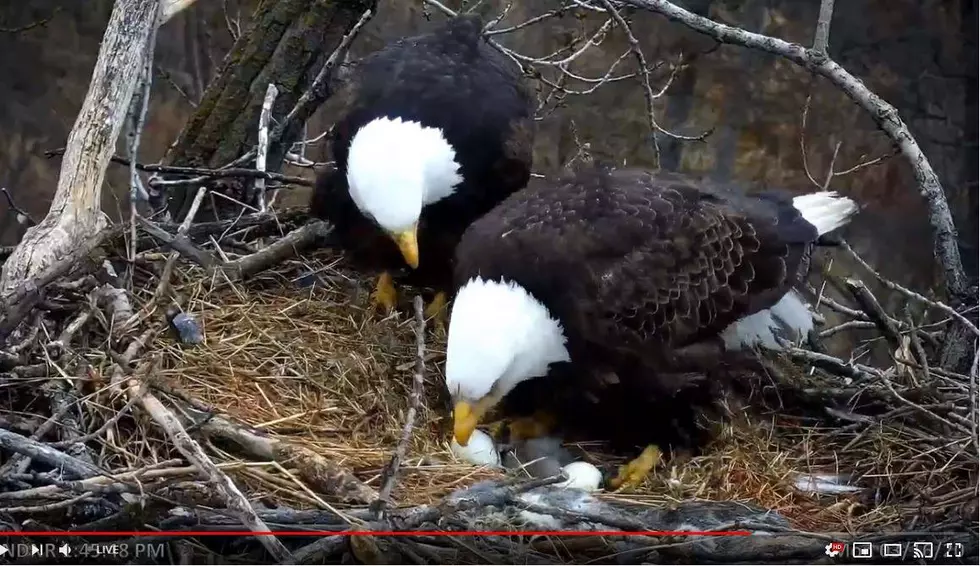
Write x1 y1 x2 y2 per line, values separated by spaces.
444 166 859 489
309 14 535 323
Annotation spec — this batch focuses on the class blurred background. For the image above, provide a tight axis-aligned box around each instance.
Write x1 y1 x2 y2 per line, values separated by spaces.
1 0 975 304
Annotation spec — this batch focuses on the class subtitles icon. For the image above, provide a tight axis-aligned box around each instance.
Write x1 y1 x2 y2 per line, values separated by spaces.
913 542 934 559
881 543 903 558
825 541 845 557
851 541 873 559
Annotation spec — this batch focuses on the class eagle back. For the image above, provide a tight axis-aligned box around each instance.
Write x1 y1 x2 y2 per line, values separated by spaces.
455 167 819 368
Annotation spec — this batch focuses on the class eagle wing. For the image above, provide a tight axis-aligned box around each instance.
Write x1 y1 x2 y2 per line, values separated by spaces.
455 168 817 366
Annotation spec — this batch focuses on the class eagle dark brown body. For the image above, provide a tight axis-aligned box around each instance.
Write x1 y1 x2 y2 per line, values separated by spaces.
310 15 534 294
453 166 856 452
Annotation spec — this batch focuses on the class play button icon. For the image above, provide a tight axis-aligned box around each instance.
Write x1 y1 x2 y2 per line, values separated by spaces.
0 544 9 557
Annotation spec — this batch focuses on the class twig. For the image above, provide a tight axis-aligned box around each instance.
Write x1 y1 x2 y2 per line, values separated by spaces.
42 149 313 187
623 0 969 302
843 278 905 355
373 296 427 518
253 83 279 212
598 0 708 167
0 187 36 226
112 360 291 562
153 186 208 301
178 408 379 504
125 1 160 268
136 214 218 269
839 240 979 336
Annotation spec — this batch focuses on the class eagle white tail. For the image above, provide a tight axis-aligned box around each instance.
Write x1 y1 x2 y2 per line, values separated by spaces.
792 191 858 235
720 191 858 351
721 290 815 351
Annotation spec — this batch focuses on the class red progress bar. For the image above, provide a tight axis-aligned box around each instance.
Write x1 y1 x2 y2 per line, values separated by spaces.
6 530 753 537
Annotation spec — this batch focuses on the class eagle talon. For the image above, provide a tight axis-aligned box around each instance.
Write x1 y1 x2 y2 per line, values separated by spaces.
507 411 557 441
424 291 449 334
608 445 661 491
370 272 399 314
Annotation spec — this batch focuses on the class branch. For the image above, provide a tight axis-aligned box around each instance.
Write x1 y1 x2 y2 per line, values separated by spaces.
623 0 969 302
43 149 315 188
214 220 331 283
252 83 279 212
0 428 103 480
372 295 427 517
0 0 161 296
812 0 836 54
119 375 291 561
0 187 36 226
136 215 218 269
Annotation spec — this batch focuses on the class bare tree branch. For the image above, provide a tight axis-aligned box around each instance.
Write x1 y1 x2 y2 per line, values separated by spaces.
812 0 836 54
623 0 969 304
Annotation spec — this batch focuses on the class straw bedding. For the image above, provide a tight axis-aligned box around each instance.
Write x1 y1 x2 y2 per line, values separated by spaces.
151 237 975 527
0 210 977 563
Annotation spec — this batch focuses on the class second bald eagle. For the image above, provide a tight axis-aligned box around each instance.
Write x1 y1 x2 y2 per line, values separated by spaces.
310 14 535 321
444 166 859 489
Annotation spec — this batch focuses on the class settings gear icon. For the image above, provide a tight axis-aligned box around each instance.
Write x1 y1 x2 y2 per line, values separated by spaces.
825 542 844 557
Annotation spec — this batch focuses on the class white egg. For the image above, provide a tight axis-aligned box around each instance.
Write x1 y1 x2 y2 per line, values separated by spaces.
556 461 603 492
450 429 501 467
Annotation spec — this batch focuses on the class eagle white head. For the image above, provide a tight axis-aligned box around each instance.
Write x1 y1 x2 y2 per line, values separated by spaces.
346 117 464 268
445 277 571 446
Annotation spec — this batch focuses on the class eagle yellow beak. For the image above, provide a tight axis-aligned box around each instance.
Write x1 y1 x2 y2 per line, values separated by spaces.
389 226 419 269
453 400 490 446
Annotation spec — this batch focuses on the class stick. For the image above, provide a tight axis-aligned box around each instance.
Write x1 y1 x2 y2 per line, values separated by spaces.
126 1 160 268
136 214 217 269
254 83 279 212
139 384 291 561
153 186 208 301
843 278 905 355
0 428 103 480
43 149 316 187
373 295 427 518
839 240 979 336
180 409 379 505
215 220 331 283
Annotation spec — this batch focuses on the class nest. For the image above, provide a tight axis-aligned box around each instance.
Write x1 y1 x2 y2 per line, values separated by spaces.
1 210 977 564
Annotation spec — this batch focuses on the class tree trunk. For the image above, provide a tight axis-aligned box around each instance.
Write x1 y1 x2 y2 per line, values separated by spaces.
0 0 161 296
164 0 376 222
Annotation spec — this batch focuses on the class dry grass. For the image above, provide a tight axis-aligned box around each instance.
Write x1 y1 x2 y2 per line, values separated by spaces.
1 211 976 566
127 244 974 536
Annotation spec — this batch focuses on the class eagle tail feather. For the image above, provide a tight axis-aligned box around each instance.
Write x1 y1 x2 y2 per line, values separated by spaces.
791 191 858 236
720 290 814 351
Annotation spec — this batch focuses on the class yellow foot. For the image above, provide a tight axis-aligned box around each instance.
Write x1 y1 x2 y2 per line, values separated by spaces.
423 291 449 334
370 272 398 314
508 411 557 441
608 445 661 491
